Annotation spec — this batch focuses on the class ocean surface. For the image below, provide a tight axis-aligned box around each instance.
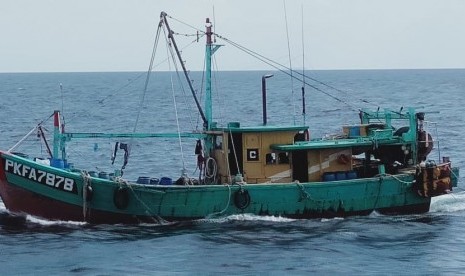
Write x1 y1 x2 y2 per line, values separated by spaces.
0 69 464 275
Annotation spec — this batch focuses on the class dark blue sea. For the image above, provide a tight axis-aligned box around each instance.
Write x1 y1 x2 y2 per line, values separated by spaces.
0 70 464 275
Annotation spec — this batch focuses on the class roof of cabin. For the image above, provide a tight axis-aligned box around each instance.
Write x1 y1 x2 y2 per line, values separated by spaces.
271 137 403 151
213 124 308 133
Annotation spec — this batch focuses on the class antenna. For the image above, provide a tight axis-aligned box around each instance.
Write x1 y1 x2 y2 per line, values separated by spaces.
213 5 217 43
283 0 296 125
60 83 66 131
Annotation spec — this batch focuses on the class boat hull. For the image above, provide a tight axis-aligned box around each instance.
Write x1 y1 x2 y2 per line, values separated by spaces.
0 152 456 224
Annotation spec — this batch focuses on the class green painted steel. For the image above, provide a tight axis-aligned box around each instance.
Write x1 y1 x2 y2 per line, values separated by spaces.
271 137 402 151
214 125 308 133
2 153 458 222
62 132 206 140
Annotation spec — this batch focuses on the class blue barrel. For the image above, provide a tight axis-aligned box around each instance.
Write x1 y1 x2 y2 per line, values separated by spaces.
99 172 109 179
336 171 347 181
322 172 336 182
346 171 357 180
349 126 360 137
150 178 160 184
160 177 173 185
50 158 64 169
88 171 98 177
137 176 151 184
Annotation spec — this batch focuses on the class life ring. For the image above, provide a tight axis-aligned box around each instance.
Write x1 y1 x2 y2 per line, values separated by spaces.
113 187 129 210
337 154 351 165
234 189 251 210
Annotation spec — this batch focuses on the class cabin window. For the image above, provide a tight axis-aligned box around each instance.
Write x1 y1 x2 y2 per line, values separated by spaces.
266 152 289 165
266 153 276 164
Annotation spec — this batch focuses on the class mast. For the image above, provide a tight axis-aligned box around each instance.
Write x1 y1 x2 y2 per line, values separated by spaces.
204 17 222 131
205 18 213 130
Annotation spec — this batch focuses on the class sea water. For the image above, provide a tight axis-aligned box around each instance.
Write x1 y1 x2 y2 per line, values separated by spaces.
0 70 464 274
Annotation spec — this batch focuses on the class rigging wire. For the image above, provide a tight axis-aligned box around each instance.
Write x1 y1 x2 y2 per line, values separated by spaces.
215 33 360 111
134 21 162 133
162 26 199 132
212 55 227 127
97 72 146 105
164 12 380 110
283 0 296 124
163 27 187 171
196 54 206 131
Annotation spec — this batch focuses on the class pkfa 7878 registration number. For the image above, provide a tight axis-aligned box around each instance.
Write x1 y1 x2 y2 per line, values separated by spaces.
5 159 78 194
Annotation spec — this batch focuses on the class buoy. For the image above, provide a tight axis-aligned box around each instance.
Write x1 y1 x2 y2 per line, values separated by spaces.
234 189 251 210
113 187 129 209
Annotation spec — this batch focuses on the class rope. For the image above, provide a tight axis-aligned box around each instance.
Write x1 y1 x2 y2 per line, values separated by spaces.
296 182 312 202
373 177 383 211
115 177 166 224
384 174 415 185
450 168 460 181
206 184 232 218
8 126 38 153
161 25 204 132
81 171 92 221
205 157 218 181
8 113 54 152
229 130 241 176
164 28 187 171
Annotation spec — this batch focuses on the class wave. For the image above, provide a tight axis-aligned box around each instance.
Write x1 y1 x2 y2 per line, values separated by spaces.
25 215 87 226
429 192 465 213
0 200 86 227
201 213 297 224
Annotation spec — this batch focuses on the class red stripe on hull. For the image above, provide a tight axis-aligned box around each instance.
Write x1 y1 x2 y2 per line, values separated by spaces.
0 153 158 224
0 180 161 224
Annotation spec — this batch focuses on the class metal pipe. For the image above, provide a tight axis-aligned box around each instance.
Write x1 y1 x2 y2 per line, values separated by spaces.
262 74 274 125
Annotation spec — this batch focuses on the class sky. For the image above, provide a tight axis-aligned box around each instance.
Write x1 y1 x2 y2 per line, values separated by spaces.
1 0 465 72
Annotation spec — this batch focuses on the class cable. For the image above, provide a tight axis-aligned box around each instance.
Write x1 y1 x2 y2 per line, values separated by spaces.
164 29 187 171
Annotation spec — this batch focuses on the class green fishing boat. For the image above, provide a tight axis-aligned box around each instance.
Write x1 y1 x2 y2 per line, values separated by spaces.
0 12 459 223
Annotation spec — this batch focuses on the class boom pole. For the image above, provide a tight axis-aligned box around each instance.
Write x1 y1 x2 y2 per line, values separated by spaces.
160 12 207 127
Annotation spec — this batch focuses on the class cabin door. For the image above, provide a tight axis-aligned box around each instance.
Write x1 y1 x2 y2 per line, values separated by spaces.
228 132 243 176
292 150 308 182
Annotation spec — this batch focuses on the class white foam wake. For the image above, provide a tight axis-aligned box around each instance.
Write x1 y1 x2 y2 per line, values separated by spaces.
430 191 465 213
25 215 87 226
0 200 5 212
203 213 297 224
